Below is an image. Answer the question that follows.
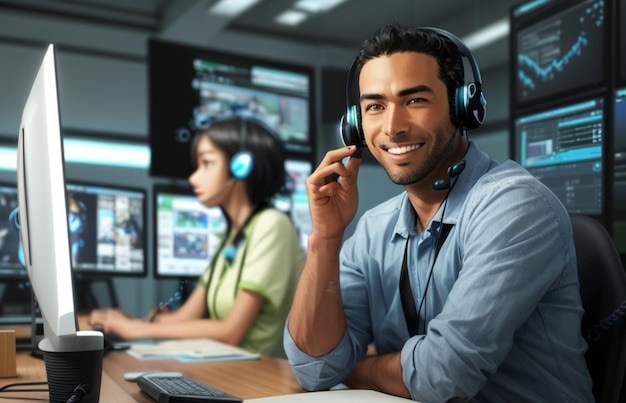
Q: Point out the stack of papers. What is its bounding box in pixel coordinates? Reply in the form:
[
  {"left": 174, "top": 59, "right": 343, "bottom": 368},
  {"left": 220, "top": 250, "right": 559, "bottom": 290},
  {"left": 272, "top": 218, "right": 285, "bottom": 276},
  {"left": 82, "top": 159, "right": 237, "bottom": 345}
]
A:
[{"left": 126, "top": 338, "right": 260, "bottom": 362}]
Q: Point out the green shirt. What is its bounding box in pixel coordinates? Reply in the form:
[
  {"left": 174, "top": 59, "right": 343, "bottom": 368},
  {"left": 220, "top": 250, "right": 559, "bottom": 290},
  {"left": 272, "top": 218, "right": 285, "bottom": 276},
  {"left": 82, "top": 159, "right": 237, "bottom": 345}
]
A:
[{"left": 199, "top": 208, "right": 304, "bottom": 357}]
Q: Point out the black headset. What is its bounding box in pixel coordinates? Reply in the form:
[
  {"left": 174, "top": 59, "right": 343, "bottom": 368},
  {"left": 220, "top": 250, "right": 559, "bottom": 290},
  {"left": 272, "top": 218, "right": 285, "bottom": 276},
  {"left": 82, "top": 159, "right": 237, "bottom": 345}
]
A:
[{"left": 340, "top": 27, "right": 487, "bottom": 147}]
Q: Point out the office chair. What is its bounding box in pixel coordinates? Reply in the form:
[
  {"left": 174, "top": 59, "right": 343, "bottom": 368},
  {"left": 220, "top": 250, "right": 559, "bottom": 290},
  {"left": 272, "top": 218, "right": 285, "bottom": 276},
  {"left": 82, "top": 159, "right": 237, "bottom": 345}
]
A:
[{"left": 570, "top": 213, "right": 626, "bottom": 403}]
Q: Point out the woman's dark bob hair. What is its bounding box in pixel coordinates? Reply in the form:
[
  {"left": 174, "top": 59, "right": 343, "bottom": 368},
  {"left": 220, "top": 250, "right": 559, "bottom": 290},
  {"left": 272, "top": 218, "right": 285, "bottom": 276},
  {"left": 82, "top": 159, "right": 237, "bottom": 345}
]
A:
[{"left": 191, "top": 115, "right": 287, "bottom": 207}]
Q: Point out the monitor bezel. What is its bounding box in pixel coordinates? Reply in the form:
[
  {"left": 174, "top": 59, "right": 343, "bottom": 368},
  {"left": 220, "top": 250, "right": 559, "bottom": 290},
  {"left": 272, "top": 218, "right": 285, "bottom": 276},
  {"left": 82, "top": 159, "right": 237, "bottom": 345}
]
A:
[{"left": 65, "top": 180, "right": 148, "bottom": 278}]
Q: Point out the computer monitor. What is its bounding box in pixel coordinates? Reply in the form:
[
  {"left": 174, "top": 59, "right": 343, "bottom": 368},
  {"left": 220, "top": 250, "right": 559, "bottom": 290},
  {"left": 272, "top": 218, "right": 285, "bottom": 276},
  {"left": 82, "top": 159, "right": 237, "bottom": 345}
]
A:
[
  {"left": 65, "top": 182, "right": 147, "bottom": 277},
  {"left": 273, "top": 158, "right": 312, "bottom": 252},
  {"left": 512, "top": 96, "right": 606, "bottom": 216},
  {"left": 0, "top": 182, "right": 24, "bottom": 279},
  {"left": 510, "top": 0, "right": 608, "bottom": 108},
  {"left": 16, "top": 44, "right": 102, "bottom": 402},
  {"left": 154, "top": 158, "right": 312, "bottom": 279},
  {"left": 153, "top": 184, "right": 226, "bottom": 279},
  {"left": 613, "top": 87, "right": 626, "bottom": 263},
  {"left": 148, "top": 38, "right": 315, "bottom": 179}
]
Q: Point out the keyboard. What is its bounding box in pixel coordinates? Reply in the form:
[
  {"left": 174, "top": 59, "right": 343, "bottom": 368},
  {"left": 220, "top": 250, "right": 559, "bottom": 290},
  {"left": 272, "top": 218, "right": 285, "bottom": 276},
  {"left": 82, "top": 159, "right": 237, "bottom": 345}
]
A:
[{"left": 136, "top": 373, "right": 243, "bottom": 403}]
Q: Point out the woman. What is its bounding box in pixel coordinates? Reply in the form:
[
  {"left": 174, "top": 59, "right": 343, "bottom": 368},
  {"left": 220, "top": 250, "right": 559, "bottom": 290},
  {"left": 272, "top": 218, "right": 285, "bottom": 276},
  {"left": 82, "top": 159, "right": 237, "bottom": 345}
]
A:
[{"left": 89, "top": 115, "right": 305, "bottom": 358}]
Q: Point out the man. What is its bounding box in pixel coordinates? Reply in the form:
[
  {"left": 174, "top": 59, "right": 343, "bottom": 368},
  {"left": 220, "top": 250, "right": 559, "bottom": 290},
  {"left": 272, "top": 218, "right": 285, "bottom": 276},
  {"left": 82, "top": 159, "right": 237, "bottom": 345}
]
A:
[{"left": 284, "top": 24, "right": 593, "bottom": 402}]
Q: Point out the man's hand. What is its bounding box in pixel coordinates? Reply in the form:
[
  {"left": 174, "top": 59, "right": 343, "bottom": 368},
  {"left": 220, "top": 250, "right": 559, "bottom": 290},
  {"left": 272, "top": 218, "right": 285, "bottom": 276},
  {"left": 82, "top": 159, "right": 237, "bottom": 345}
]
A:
[
  {"left": 306, "top": 145, "right": 362, "bottom": 240},
  {"left": 344, "top": 352, "right": 411, "bottom": 399}
]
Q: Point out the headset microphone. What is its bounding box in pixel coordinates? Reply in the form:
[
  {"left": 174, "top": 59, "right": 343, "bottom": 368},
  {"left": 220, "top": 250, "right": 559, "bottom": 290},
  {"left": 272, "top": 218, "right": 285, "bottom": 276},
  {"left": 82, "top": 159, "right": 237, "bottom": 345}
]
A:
[{"left": 432, "top": 160, "right": 466, "bottom": 190}]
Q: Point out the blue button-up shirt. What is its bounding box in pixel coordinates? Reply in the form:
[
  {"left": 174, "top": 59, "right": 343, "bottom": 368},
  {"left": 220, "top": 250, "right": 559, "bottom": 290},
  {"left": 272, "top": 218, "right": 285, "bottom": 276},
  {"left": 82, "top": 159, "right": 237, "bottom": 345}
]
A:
[{"left": 284, "top": 143, "right": 593, "bottom": 402}]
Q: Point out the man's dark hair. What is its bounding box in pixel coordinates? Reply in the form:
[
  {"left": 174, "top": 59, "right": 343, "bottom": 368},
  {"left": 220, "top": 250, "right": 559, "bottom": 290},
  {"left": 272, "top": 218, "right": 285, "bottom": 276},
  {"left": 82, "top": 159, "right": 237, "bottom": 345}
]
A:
[{"left": 357, "top": 24, "right": 465, "bottom": 126}]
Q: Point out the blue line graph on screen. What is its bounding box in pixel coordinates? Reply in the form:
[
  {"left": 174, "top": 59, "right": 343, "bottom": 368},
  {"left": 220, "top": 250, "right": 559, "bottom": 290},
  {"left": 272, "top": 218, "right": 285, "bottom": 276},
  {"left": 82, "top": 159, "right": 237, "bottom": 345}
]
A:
[
  {"left": 518, "top": 32, "right": 589, "bottom": 91},
  {"left": 516, "top": 0, "right": 604, "bottom": 102}
]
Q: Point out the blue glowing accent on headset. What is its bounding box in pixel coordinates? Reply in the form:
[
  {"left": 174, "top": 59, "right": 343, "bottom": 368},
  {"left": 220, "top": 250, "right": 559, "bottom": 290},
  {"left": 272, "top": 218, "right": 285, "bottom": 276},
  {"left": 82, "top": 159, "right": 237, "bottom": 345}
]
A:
[
  {"left": 230, "top": 151, "right": 253, "bottom": 179},
  {"left": 347, "top": 105, "right": 359, "bottom": 128}
]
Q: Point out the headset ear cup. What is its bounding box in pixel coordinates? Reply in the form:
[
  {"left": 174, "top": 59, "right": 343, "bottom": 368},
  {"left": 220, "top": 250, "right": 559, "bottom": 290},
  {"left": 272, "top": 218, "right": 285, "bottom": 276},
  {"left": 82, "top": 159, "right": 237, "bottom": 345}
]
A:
[
  {"left": 230, "top": 151, "right": 253, "bottom": 179},
  {"left": 456, "top": 82, "right": 486, "bottom": 130},
  {"left": 340, "top": 105, "right": 365, "bottom": 146}
]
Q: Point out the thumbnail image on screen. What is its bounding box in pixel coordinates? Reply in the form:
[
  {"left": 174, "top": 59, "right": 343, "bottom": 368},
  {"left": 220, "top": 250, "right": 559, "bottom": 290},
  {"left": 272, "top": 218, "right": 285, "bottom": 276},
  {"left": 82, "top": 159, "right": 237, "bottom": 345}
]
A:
[
  {"left": 0, "top": 183, "right": 24, "bottom": 278},
  {"left": 66, "top": 183, "right": 146, "bottom": 276},
  {"left": 514, "top": 97, "right": 604, "bottom": 214},
  {"left": 513, "top": 0, "right": 606, "bottom": 106},
  {"left": 613, "top": 88, "right": 626, "bottom": 258},
  {"left": 149, "top": 39, "right": 314, "bottom": 179}
]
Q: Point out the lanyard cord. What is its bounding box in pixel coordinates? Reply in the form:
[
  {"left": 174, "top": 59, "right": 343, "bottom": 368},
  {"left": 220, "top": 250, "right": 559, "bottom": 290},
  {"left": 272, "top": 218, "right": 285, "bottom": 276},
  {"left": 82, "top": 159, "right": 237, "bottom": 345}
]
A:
[
  {"left": 204, "top": 204, "right": 267, "bottom": 319},
  {"left": 399, "top": 222, "right": 454, "bottom": 336}
]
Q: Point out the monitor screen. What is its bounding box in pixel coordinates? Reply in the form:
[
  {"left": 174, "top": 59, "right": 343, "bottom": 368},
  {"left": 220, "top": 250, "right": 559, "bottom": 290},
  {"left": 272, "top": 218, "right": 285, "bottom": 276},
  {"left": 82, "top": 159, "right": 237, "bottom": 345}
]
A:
[
  {"left": 148, "top": 38, "right": 315, "bottom": 179},
  {"left": 65, "top": 182, "right": 147, "bottom": 277},
  {"left": 513, "top": 96, "right": 605, "bottom": 215},
  {"left": 154, "top": 158, "right": 312, "bottom": 278},
  {"left": 153, "top": 185, "right": 227, "bottom": 279},
  {"left": 613, "top": 87, "right": 626, "bottom": 260},
  {"left": 511, "top": 0, "right": 607, "bottom": 108},
  {"left": 0, "top": 183, "right": 25, "bottom": 278}
]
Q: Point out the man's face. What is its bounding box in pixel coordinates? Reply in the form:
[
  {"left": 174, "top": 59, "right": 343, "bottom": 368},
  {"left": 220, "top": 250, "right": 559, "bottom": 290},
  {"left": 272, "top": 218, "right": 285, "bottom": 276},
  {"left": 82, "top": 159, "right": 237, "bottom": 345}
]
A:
[{"left": 359, "top": 52, "right": 458, "bottom": 186}]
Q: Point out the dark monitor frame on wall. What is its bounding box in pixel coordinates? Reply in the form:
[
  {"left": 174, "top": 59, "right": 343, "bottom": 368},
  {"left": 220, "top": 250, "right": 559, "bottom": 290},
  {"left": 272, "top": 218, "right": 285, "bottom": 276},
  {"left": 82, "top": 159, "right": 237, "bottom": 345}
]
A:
[
  {"left": 511, "top": 93, "right": 609, "bottom": 223},
  {"left": 148, "top": 38, "right": 315, "bottom": 180},
  {"left": 65, "top": 181, "right": 148, "bottom": 278},
  {"left": 510, "top": 0, "right": 610, "bottom": 110}
]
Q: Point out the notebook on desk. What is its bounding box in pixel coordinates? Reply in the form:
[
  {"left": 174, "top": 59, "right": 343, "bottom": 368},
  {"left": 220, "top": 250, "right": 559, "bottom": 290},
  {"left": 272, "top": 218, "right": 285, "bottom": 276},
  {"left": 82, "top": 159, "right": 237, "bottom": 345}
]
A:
[
  {"left": 244, "top": 390, "right": 414, "bottom": 402},
  {"left": 126, "top": 338, "right": 260, "bottom": 362}
]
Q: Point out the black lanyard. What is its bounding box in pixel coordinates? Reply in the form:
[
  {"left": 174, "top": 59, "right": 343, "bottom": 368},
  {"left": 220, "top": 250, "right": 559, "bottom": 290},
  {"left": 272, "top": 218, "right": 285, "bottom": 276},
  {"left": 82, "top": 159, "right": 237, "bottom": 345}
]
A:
[{"left": 400, "top": 223, "right": 453, "bottom": 336}]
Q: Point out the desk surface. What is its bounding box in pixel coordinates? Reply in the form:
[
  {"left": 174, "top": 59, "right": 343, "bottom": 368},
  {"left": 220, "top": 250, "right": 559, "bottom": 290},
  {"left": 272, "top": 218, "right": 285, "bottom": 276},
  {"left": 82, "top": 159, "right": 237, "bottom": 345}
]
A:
[
  {"left": 0, "top": 350, "right": 304, "bottom": 402},
  {"left": 0, "top": 316, "right": 304, "bottom": 402}
]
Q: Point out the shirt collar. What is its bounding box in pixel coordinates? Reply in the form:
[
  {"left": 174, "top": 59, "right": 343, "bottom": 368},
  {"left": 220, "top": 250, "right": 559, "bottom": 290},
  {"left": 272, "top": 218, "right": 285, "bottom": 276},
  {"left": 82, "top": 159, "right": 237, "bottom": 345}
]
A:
[{"left": 393, "top": 141, "right": 496, "bottom": 240}]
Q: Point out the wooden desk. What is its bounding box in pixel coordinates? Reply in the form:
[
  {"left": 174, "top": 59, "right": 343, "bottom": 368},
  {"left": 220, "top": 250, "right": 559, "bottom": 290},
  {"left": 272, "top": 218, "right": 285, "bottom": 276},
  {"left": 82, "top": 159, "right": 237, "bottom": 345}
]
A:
[{"left": 0, "top": 349, "right": 304, "bottom": 402}]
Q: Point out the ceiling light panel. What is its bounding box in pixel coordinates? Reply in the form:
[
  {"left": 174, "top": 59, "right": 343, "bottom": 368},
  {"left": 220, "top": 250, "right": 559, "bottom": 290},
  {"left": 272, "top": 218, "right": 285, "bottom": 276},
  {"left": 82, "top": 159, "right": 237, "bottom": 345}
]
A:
[
  {"left": 208, "top": 0, "right": 262, "bottom": 17},
  {"left": 275, "top": 10, "right": 308, "bottom": 26},
  {"left": 294, "top": 0, "right": 348, "bottom": 13}
]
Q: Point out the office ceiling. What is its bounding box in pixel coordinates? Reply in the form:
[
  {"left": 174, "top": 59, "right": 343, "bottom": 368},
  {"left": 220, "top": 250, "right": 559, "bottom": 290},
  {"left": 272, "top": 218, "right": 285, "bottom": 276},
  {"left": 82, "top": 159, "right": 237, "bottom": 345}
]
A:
[{"left": 0, "top": 0, "right": 522, "bottom": 68}]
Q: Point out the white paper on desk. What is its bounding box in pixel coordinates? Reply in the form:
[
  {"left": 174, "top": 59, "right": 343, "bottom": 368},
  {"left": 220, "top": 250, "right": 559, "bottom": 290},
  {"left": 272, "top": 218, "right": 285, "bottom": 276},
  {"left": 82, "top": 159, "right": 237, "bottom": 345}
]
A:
[
  {"left": 126, "top": 338, "right": 260, "bottom": 362},
  {"left": 244, "top": 390, "right": 414, "bottom": 402}
]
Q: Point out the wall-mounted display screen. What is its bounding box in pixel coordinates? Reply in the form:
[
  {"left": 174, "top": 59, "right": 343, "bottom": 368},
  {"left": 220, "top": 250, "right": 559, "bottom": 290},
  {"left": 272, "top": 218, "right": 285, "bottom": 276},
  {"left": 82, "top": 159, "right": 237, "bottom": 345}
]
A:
[
  {"left": 513, "top": 96, "right": 605, "bottom": 215},
  {"left": 148, "top": 38, "right": 315, "bottom": 179},
  {"left": 65, "top": 182, "right": 147, "bottom": 276},
  {"left": 511, "top": 0, "right": 607, "bottom": 108}
]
